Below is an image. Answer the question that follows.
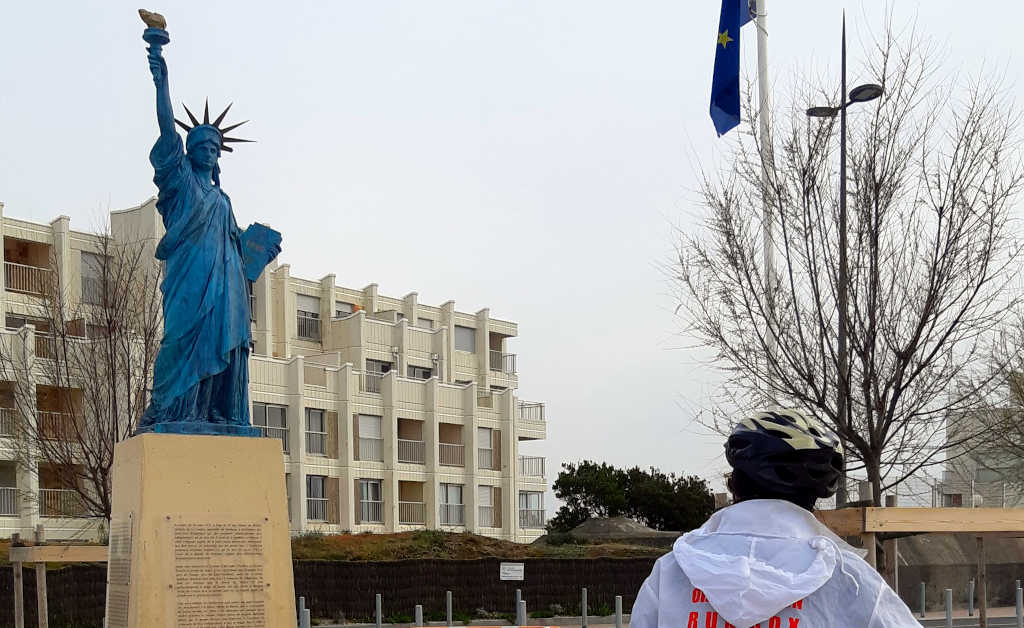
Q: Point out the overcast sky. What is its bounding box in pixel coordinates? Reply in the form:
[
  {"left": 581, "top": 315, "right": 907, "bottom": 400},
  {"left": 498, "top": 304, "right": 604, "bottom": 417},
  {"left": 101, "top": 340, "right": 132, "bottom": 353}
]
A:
[{"left": 2, "top": 1, "right": 1022, "bottom": 499}]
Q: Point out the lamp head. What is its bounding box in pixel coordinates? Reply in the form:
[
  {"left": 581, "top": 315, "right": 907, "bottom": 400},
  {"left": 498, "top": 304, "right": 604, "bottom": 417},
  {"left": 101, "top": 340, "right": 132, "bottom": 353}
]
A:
[{"left": 848, "top": 83, "right": 884, "bottom": 103}]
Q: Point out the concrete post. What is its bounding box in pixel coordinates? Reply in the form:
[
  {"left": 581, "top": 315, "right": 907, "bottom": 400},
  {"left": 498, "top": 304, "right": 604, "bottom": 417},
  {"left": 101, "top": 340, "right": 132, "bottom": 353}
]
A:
[
  {"left": 1016, "top": 586, "right": 1022, "bottom": 628},
  {"left": 300, "top": 608, "right": 311, "bottom": 628},
  {"left": 375, "top": 593, "right": 382, "bottom": 628},
  {"left": 615, "top": 596, "right": 623, "bottom": 628},
  {"left": 969, "top": 579, "right": 975, "bottom": 616},
  {"left": 415, "top": 604, "right": 423, "bottom": 626},
  {"left": 515, "top": 589, "right": 521, "bottom": 617},
  {"left": 447, "top": 590, "right": 452, "bottom": 625},
  {"left": 582, "top": 587, "right": 588, "bottom": 628},
  {"left": 945, "top": 589, "right": 952, "bottom": 628},
  {"left": 518, "top": 600, "right": 527, "bottom": 627},
  {"left": 920, "top": 582, "right": 926, "bottom": 618}
]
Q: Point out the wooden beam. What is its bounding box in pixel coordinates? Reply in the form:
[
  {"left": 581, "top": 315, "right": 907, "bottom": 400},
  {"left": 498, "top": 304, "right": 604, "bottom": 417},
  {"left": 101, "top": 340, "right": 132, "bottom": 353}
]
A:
[
  {"left": 863, "top": 532, "right": 877, "bottom": 568},
  {"left": 865, "top": 507, "right": 1024, "bottom": 534},
  {"left": 35, "top": 563, "right": 47, "bottom": 628},
  {"left": 978, "top": 536, "right": 988, "bottom": 628},
  {"left": 815, "top": 507, "right": 865, "bottom": 536},
  {"left": 7, "top": 545, "right": 108, "bottom": 564},
  {"left": 13, "top": 562, "right": 23, "bottom": 628}
]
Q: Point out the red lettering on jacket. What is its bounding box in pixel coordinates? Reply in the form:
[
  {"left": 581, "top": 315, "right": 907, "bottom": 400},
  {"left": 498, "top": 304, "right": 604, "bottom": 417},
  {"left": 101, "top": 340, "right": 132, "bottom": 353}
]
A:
[
  {"left": 788, "top": 618, "right": 800, "bottom": 628},
  {"left": 687, "top": 611, "right": 699, "bottom": 628},
  {"left": 724, "top": 623, "right": 736, "bottom": 628},
  {"left": 791, "top": 599, "right": 803, "bottom": 609},
  {"left": 692, "top": 589, "right": 708, "bottom": 603},
  {"left": 705, "top": 611, "right": 718, "bottom": 628},
  {"left": 768, "top": 618, "right": 781, "bottom": 628}
]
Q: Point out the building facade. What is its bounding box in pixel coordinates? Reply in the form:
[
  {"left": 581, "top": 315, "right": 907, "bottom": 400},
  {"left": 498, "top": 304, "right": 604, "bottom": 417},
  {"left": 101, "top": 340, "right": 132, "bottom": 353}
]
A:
[{"left": 0, "top": 199, "right": 548, "bottom": 542}]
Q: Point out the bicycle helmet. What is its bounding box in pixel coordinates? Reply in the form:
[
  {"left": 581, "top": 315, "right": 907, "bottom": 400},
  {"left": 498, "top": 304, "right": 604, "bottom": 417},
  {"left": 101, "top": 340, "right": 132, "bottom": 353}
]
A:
[{"left": 725, "top": 409, "right": 844, "bottom": 499}]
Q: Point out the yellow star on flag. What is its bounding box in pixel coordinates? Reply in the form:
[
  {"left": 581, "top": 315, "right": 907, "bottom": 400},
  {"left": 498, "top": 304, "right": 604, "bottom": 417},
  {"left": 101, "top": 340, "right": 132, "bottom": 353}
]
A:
[{"left": 717, "top": 29, "right": 733, "bottom": 49}]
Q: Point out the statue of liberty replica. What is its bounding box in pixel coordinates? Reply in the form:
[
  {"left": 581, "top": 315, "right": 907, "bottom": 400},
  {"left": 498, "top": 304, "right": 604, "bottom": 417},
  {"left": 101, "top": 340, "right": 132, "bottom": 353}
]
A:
[{"left": 135, "top": 9, "right": 281, "bottom": 436}]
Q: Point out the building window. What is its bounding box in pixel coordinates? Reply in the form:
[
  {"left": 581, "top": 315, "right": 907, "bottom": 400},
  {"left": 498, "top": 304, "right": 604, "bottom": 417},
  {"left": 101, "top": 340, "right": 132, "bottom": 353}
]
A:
[
  {"left": 248, "top": 280, "right": 256, "bottom": 323},
  {"left": 519, "top": 491, "right": 544, "bottom": 528},
  {"left": 306, "top": 475, "right": 327, "bottom": 521},
  {"left": 454, "top": 325, "right": 475, "bottom": 352},
  {"left": 335, "top": 301, "right": 354, "bottom": 318},
  {"left": 296, "top": 294, "right": 321, "bottom": 341},
  {"left": 477, "top": 427, "right": 494, "bottom": 470},
  {"left": 253, "top": 402, "right": 288, "bottom": 453},
  {"left": 80, "top": 252, "right": 104, "bottom": 305},
  {"left": 357, "top": 414, "right": 383, "bottom": 461},
  {"left": 455, "top": 379, "right": 473, "bottom": 387},
  {"left": 305, "top": 408, "right": 327, "bottom": 456},
  {"left": 440, "top": 483, "right": 464, "bottom": 526},
  {"left": 407, "top": 365, "right": 432, "bottom": 380},
  {"left": 417, "top": 317, "right": 434, "bottom": 330},
  {"left": 478, "top": 485, "right": 496, "bottom": 528},
  {"left": 359, "top": 479, "right": 383, "bottom": 523},
  {"left": 943, "top": 493, "right": 964, "bottom": 508}
]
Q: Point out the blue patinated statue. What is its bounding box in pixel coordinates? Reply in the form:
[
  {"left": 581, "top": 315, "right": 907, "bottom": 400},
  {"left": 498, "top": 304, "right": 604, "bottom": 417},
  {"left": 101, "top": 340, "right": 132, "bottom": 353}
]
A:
[{"left": 135, "top": 12, "right": 281, "bottom": 437}]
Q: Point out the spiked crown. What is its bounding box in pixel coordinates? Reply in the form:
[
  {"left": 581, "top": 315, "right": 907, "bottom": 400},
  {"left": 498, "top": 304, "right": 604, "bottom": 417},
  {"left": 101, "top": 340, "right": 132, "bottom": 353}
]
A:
[{"left": 174, "top": 100, "right": 252, "bottom": 153}]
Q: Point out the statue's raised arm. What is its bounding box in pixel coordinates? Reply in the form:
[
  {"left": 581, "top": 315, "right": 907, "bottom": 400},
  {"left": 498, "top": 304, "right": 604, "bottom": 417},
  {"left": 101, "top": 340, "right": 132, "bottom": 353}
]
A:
[{"left": 140, "top": 9, "right": 175, "bottom": 140}]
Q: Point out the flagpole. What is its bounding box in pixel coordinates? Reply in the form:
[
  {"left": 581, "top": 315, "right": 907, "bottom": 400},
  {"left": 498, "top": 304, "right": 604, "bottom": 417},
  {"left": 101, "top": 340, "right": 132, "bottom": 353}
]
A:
[{"left": 754, "top": 0, "right": 776, "bottom": 402}]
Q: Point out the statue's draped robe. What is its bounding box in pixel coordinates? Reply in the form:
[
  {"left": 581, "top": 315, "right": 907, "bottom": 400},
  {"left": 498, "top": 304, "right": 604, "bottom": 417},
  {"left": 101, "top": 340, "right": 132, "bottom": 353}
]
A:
[{"left": 138, "top": 133, "right": 252, "bottom": 428}]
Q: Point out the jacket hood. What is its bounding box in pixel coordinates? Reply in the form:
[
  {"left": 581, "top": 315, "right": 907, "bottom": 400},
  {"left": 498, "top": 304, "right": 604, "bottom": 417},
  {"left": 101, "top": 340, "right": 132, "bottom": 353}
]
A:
[{"left": 672, "top": 499, "right": 857, "bottom": 628}]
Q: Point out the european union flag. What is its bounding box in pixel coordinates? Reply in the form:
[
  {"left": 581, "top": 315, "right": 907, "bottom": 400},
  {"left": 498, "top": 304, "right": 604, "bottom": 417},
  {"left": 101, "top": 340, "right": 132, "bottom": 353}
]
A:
[{"left": 710, "top": 0, "right": 752, "bottom": 136}]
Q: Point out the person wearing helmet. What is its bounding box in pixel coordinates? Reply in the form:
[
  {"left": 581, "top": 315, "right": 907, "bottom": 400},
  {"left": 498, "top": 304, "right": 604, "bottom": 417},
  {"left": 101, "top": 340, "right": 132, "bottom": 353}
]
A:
[{"left": 630, "top": 409, "right": 919, "bottom": 628}]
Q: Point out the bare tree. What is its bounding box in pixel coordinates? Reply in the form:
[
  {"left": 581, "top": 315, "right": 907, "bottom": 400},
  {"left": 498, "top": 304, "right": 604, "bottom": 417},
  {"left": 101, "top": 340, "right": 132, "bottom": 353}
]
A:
[
  {"left": 675, "top": 25, "right": 1024, "bottom": 506},
  {"left": 0, "top": 229, "right": 162, "bottom": 522}
]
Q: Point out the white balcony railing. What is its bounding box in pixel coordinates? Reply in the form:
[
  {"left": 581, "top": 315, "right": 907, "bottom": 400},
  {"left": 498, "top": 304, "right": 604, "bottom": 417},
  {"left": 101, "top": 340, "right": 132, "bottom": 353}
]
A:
[
  {"left": 489, "top": 350, "right": 517, "bottom": 374},
  {"left": 478, "top": 505, "right": 497, "bottom": 528},
  {"left": 360, "top": 371, "right": 384, "bottom": 394},
  {"left": 518, "top": 456, "right": 545, "bottom": 478},
  {"left": 307, "top": 497, "right": 328, "bottom": 521},
  {"left": 397, "top": 439, "right": 425, "bottom": 464},
  {"left": 358, "top": 437, "right": 383, "bottom": 462},
  {"left": 440, "top": 503, "right": 465, "bottom": 526},
  {"left": 258, "top": 425, "right": 289, "bottom": 454},
  {"left": 519, "top": 508, "right": 545, "bottom": 529},
  {"left": 39, "top": 489, "right": 85, "bottom": 518},
  {"left": 81, "top": 276, "right": 103, "bottom": 305},
  {"left": 5, "top": 262, "right": 51, "bottom": 296},
  {"left": 35, "top": 335, "right": 55, "bottom": 360},
  {"left": 439, "top": 443, "right": 465, "bottom": 467},
  {"left": 360, "top": 500, "right": 384, "bottom": 523},
  {"left": 478, "top": 448, "right": 495, "bottom": 470},
  {"left": 399, "top": 501, "right": 425, "bottom": 524},
  {"left": 38, "top": 411, "right": 74, "bottom": 439},
  {"left": 516, "top": 401, "right": 545, "bottom": 422},
  {"left": 306, "top": 430, "right": 327, "bottom": 456},
  {"left": 0, "top": 408, "right": 16, "bottom": 436},
  {"left": 0, "top": 487, "right": 17, "bottom": 516},
  {"left": 296, "top": 314, "right": 321, "bottom": 341}
]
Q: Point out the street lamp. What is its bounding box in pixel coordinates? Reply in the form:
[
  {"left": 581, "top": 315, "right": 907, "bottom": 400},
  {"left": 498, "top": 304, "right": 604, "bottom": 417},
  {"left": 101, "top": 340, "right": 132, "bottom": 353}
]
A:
[{"left": 805, "top": 13, "right": 883, "bottom": 508}]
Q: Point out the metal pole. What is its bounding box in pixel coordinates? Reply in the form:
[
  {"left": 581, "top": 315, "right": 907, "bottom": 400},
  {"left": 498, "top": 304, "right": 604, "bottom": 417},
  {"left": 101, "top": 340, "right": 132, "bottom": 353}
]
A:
[
  {"left": 299, "top": 596, "right": 306, "bottom": 618},
  {"left": 447, "top": 590, "right": 452, "bottom": 625},
  {"left": 300, "top": 608, "right": 311, "bottom": 628},
  {"left": 920, "top": 582, "right": 926, "bottom": 618},
  {"left": 582, "top": 587, "right": 588, "bottom": 628},
  {"left": 754, "top": 0, "right": 777, "bottom": 406},
  {"left": 969, "top": 579, "right": 975, "bottom": 616},
  {"left": 945, "top": 589, "right": 952, "bottom": 628},
  {"left": 615, "top": 596, "right": 623, "bottom": 628},
  {"left": 375, "top": 594, "right": 382, "bottom": 628},
  {"left": 1016, "top": 586, "right": 1022, "bottom": 628},
  {"left": 415, "top": 604, "right": 423, "bottom": 626},
  {"left": 837, "top": 10, "right": 851, "bottom": 508},
  {"left": 515, "top": 589, "right": 522, "bottom": 619},
  {"left": 518, "top": 600, "right": 527, "bottom": 626}
]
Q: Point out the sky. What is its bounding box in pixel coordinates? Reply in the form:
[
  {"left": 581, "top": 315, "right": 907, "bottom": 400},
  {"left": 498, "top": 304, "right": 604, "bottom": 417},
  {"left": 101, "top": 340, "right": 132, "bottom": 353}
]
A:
[{"left": 2, "top": 1, "right": 1023, "bottom": 504}]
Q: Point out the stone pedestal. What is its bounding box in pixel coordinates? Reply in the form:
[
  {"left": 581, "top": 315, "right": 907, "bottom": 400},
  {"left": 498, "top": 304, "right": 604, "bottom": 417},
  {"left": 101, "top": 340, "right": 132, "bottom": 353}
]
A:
[{"left": 104, "top": 433, "right": 295, "bottom": 627}]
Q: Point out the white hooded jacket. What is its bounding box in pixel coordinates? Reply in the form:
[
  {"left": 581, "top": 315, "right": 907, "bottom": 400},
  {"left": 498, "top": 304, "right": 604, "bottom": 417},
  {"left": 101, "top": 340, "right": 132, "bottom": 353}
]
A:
[{"left": 630, "top": 500, "right": 919, "bottom": 628}]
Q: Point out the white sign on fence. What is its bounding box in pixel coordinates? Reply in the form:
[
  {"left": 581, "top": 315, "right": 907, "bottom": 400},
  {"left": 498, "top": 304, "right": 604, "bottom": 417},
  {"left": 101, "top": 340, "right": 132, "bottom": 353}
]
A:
[{"left": 500, "top": 562, "right": 525, "bottom": 581}]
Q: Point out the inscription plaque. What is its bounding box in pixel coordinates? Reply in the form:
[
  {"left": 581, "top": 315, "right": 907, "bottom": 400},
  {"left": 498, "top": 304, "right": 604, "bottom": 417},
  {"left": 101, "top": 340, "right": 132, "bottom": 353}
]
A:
[
  {"left": 104, "top": 512, "right": 133, "bottom": 628},
  {"left": 165, "top": 517, "right": 269, "bottom": 628}
]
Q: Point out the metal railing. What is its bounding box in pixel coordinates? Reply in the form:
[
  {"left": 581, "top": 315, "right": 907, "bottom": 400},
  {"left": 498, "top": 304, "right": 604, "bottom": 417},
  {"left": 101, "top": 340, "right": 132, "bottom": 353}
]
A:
[
  {"left": 0, "top": 487, "right": 16, "bottom": 516},
  {"left": 5, "top": 262, "right": 51, "bottom": 296},
  {"left": 516, "top": 401, "right": 546, "bottom": 422},
  {"left": 399, "top": 501, "right": 425, "bottom": 524},
  {"left": 35, "top": 335, "right": 55, "bottom": 360},
  {"left": 518, "top": 456, "right": 545, "bottom": 477},
  {"left": 519, "top": 508, "right": 545, "bottom": 529},
  {"left": 440, "top": 503, "right": 465, "bottom": 526},
  {"left": 296, "top": 313, "right": 321, "bottom": 341},
  {"left": 258, "top": 425, "right": 289, "bottom": 454},
  {"left": 81, "top": 276, "right": 103, "bottom": 305},
  {"left": 397, "top": 439, "right": 425, "bottom": 464},
  {"left": 0, "top": 408, "right": 16, "bottom": 436},
  {"left": 439, "top": 443, "right": 465, "bottom": 467},
  {"left": 38, "top": 411, "right": 74, "bottom": 439},
  {"left": 360, "top": 500, "right": 384, "bottom": 523},
  {"left": 478, "top": 448, "right": 495, "bottom": 470},
  {"left": 489, "top": 350, "right": 517, "bottom": 374},
  {"left": 360, "top": 371, "right": 384, "bottom": 394},
  {"left": 478, "top": 505, "right": 497, "bottom": 528},
  {"left": 358, "top": 437, "right": 383, "bottom": 462},
  {"left": 39, "top": 489, "right": 85, "bottom": 518},
  {"left": 307, "top": 497, "right": 328, "bottom": 521},
  {"left": 306, "top": 430, "right": 327, "bottom": 456}
]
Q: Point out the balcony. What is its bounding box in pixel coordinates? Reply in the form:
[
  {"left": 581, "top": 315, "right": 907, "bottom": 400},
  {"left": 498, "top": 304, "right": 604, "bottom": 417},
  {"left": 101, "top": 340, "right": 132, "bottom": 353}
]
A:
[
  {"left": 489, "top": 350, "right": 517, "bottom": 375},
  {"left": 440, "top": 503, "right": 465, "bottom": 526},
  {"left": 38, "top": 411, "right": 75, "bottom": 440},
  {"left": 478, "top": 448, "right": 496, "bottom": 471},
  {"left": 359, "top": 371, "right": 383, "bottom": 394},
  {"left": 398, "top": 439, "right": 425, "bottom": 464},
  {"left": 257, "top": 425, "right": 289, "bottom": 454},
  {"left": 360, "top": 499, "right": 384, "bottom": 523},
  {"left": 0, "top": 408, "right": 16, "bottom": 436},
  {"left": 439, "top": 443, "right": 465, "bottom": 467},
  {"left": 296, "top": 313, "right": 321, "bottom": 341},
  {"left": 478, "top": 505, "right": 498, "bottom": 528},
  {"left": 4, "top": 262, "right": 51, "bottom": 297},
  {"left": 306, "top": 430, "right": 327, "bottom": 456},
  {"left": 35, "top": 335, "right": 55, "bottom": 360},
  {"left": 0, "top": 487, "right": 16, "bottom": 516},
  {"left": 81, "top": 276, "right": 103, "bottom": 306},
  {"left": 39, "top": 489, "right": 85, "bottom": 518},
  {"left": 399, "top": 501, "right": 425, "bottom": 525},
  {"left": 358, "top": 437, "right": 383, "bottom": 462},
  {"left": 519, "top": 508, "right": 545, "bottom": 529},
  {"left": 518, "top": 456, "right": 545, "bottom": 478},
  {"left": 307, "top": 497, "right": 328, "bottom": 521},
  {"left": 516, "top": 401, "right": 545, "bottom": 422}
]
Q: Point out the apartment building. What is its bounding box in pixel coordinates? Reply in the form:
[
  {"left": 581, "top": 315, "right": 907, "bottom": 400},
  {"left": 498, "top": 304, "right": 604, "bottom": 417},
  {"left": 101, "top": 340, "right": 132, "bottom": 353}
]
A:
[{"left": 0, "top": 199, "right": 548, "bottom": 542}]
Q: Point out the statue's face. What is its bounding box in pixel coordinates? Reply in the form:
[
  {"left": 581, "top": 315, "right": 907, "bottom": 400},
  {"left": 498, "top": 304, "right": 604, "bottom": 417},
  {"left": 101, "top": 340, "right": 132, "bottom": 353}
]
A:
[{"left": 188, "top": 140, "right": 220, "bottom": 172}]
